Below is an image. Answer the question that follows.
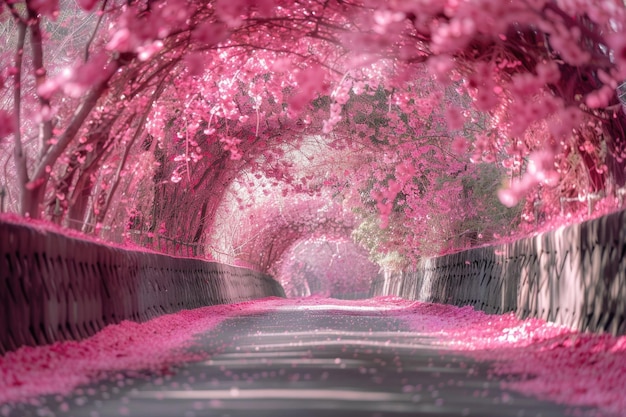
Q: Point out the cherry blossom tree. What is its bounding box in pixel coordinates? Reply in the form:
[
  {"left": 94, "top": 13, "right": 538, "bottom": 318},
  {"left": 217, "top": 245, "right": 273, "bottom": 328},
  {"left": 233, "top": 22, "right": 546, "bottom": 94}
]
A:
[{"left": 2, "top": 0, "right": 626, "bottom": 268}]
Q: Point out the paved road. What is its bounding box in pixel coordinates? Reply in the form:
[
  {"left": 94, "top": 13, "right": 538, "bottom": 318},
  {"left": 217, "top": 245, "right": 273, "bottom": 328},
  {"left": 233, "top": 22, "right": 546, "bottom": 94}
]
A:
[{"left": 6, "top": 302, "right": 593, "bottom": 417}]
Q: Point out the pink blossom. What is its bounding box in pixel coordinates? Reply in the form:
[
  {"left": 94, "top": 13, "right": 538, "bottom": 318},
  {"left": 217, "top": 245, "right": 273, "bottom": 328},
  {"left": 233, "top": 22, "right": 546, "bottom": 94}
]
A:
[
  {"left": 496, "top": 150, "right": 560, "bottom": 199},
  {"left": 427, "top": 55, "right": 456, "bottom": 84},
  {"left": 415, "top": 98, "right": 434, "bottom": 117},
  {"left": 154, "top": 0, "right": 190, "bottom": 35},
  {"left": 580, "top": 140, "right": 595, "bottom": 154},
  {"left": 106, "top": 28, "right": 132, "bottom": 52},
  {"left": 395, "top": 161, "right": 415, "bottom": 182},
  {"left": 453, "top": 0, "right": 512, "bottom": 35},
  {"left": 607, "top": 33, "right": 626, "bottom": 75},
  {"left": 214, "top": 0, "right": 247, "bottom": 27},
  {"left": 37, "top": 78, "right": 60, "bottom": 99},
  {"left": 585, "top": 85, "right": 614, "bottom": 109},
  {"left": 431, "top": 17, "right": 476, "bottom": 54},
  {"left": 137, "top": 40, "right": 164, "bottom": 61},
  {"left": 385, "top": 179, "right": 402, "bottom": 198},
  {"left": 170, "top": 172, "right": 183, "bottom": 183},
  {"left": 451, "top": 136, "right": 468, "bottom": 155},
  {"left": 524, "top": 0, "right": 547, "bottom": 10},
  {"left": 0, "top": 110, "right": 15, "bottom": 139},
  {"left": 596, "top": 69, "right": 617, "bottom": 88},
  {"left": 473, "top": 86, "right": 499, "bottom": 111},
  {"left": 497, "top": 188, "right": 519, "bottom": 207},
  {"left": 585, "top": 0, "right": 622, "bottom": 25},
  {"left": 372, "top": 9, "right": 405, "bottom": 34},
  {"left": 547, "top": 24, "right": 591, "bottom": 66},
  {"left": 288, "top": 65, "right": 327, "bottom": 114},
  {"left": 54, "top": 53, "right": 111, "bottom": 98},
  {"left": 548, "top": 106, "right": 583, "bottom": 139},
  {"left": 35, "top": 105, "right": 54, "bottom": 123},
  {"left": 29, "top": 0, "right": 59, "bottom": 18},
  {"left": 184, "top": 53, "right": 206, "bottom": 76},
  {"left": 501, "top": 158, "right": 515, "bottom": 169},
  {"left": 510, "top": 73, "right": 542, "bottom": 97},
  {"left": 219, "top": 136, "right": 243, "bottom": 160},
  {"left": 193, "top": 22, "right": 230, "bottom": 46},
  {"left": 527, "top": 150, "right": 554, "bottom": 177},
  {"left": 106, "top": 8, "right": 164, "bottom": 53},
  {"left": 76, "top": 0, "right": 99, "bottom": 11},
  {"left": 535, "top": 61, "right": 560, "bottom": 84},
  {"left": 445, "top": 106, "right": 464, "bottom": 130},
  {"left": 253, "top": 0, "right": 275, "bottom": 17}
]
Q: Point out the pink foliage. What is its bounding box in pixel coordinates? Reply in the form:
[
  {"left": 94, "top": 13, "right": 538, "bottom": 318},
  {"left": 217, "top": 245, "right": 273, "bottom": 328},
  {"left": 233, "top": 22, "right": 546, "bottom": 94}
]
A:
[
  {"left": 106, "top": 3, "right": 188, "bottom": 54},
  {"left": 3, "top": 0, "right": 626, "bottom": 265},
  {"left": 214, "top": 0, "right": 250, "bottom": 27},
  {"left": 445, "top": 106, "right": 464, "bottom": 131},
  {"left": 289, "top": 65, "right": 328, "bottom": 114},
  {"left": 39, "top": 52, "right": 112, "bottom": 99},
  {"left": 499, "top": 150, "right": 559, "bottom": 208},
  {"left": 193, "top": 21, "right": 230, "bottom": 45},
  {"left": 76, "top": 0, "right": 98, "bottom": 11},
  {"left": 451, "top": 136, "right": 468, "bottom": 155},
  {"left": 0, "top": 110, "right": 14, "bottom": 139},
  {"left": 219, "top": 135, "right": 243, "bottom": 160},
  {"left": 28, "top": 0, "right": 59, "bottom": 18}
]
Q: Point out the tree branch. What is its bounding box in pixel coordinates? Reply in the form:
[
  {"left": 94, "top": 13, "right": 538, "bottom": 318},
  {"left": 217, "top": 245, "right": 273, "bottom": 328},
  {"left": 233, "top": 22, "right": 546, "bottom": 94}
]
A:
[
  {"left": 12, "top": 19, "right": 29, "bottom": 189},
  {"left": 31, "top": 57, "right": 125, "bottom": 184},
  {"left": 97, "top": 78, "right": 168, "bottom": 223},
  {"left": 26, "top": 9, "right": 54, "bottom": 158}
]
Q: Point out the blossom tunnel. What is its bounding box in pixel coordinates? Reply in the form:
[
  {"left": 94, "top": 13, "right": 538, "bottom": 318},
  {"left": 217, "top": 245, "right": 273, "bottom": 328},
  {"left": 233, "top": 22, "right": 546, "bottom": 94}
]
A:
[
  {"left": 216, "top": 196, "right": 378, "bottom": 297},
  {"left": 2, "top": 0, "right": 626, "bottom": 416},
  {"left": 276, "top": 237, "right": 378, "bottom": 298}
]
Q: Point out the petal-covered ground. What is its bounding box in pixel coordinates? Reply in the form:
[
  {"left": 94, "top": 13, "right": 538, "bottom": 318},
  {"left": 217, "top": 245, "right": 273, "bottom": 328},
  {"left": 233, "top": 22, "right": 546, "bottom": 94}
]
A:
[
  {"left": 0, "top": 300, "right": 263, "bottom": 405},
  {"left": 388, "top": 299, "right": 626, "bottom": 417},
  {"left": 1, "top": 297, "right": 625, "bottom": 416}
]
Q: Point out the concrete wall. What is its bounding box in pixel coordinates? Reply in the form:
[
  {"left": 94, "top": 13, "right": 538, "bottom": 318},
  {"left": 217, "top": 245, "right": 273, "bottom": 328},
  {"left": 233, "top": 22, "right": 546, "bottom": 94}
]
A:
[
  {"left": 370, "top": 209, "right": 626, "bottom": 335},
  {"left": 0, "top": 219, "right": 285, "bottom": 354}
]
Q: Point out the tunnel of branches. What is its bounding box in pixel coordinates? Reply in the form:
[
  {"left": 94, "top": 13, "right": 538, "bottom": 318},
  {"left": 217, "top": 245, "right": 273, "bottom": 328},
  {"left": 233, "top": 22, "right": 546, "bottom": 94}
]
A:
[{"left": 2, "top": 0, "right": 626, "bottom": 292}]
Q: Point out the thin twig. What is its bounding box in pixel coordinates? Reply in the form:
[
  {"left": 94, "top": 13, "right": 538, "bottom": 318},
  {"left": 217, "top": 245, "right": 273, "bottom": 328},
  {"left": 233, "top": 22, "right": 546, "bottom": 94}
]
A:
[{"left": 85, "top": 0, "right": 109, "bottom": 62}]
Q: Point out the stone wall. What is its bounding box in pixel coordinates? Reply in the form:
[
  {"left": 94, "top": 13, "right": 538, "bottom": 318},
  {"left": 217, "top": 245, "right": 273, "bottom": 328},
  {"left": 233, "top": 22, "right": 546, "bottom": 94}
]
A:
[
  {"left": 0, "top": 219, "right": 285, "bottom": 354},
  {"left": 370, "top": 209, "right": 626, "bottom": 335}
]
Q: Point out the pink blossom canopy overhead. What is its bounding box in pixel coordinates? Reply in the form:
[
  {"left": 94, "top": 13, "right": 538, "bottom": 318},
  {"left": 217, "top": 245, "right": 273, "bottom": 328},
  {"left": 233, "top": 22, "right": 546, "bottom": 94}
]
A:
[{"left": 1, "top": 0, "right": 626, "bottom": 270}]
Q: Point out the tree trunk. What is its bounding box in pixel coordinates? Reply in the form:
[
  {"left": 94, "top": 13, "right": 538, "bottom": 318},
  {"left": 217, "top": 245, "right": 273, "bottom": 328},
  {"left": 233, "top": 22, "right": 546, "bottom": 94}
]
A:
[
  {"left": 21, "top": 181, "right": 46, "bottom": 219},
  {"left": 603, "top": 114, "right": 626, "bottom": 187}
]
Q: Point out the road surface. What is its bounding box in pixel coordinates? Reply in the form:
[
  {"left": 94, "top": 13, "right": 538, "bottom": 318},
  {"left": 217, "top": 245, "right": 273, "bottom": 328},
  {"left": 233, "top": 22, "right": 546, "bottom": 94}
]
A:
[{"left": 3, "top": 299, "right": 599, "bottom": 417}]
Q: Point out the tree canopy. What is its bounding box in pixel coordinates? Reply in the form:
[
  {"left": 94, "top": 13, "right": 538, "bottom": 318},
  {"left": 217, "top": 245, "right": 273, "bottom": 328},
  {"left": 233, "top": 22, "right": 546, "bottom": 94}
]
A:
[{"left": 1, "top": 0, "right": 626, "bottom": 273}]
